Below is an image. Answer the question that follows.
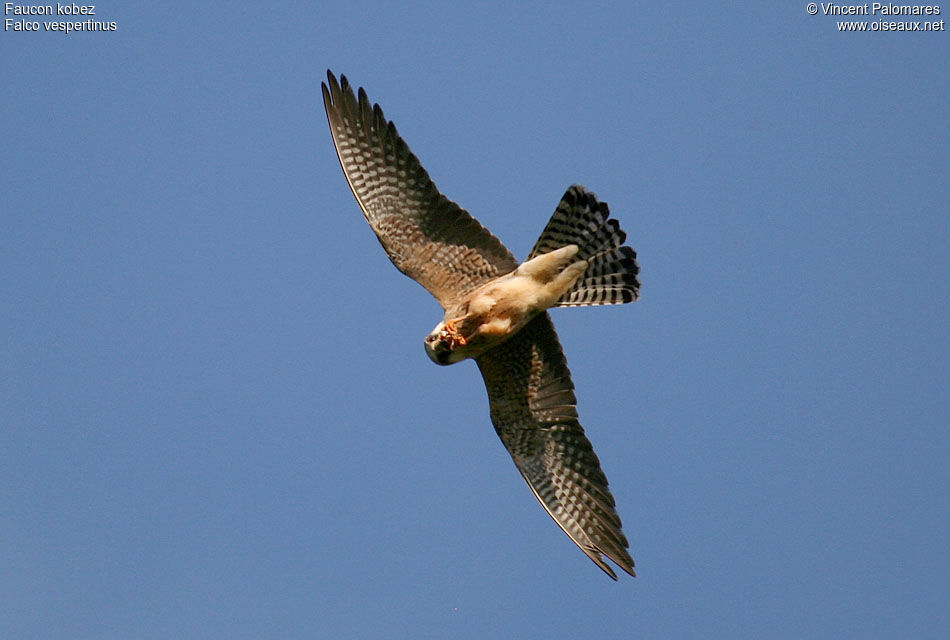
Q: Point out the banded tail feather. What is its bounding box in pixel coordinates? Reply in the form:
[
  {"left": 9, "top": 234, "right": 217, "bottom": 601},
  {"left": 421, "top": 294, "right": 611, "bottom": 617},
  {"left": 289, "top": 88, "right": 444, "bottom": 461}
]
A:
[{"left": 529, "top": 185, "right": 641, "bottom": 307}]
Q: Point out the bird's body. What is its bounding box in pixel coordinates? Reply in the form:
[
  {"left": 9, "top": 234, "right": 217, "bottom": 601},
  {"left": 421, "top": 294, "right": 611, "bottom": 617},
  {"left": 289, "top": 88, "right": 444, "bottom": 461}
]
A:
[
  {"left": 322, "top": 71, "right": 641, "bottom": 579},
  {"left": 426, "top": 244, "right": 587, "bottom": 364}
]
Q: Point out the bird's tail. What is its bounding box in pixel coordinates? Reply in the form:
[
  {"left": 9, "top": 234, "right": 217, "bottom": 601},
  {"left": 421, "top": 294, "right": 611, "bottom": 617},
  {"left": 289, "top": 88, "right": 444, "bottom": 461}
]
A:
[{"left": 528, "top": 185, "right": 640, "bottom": 307}]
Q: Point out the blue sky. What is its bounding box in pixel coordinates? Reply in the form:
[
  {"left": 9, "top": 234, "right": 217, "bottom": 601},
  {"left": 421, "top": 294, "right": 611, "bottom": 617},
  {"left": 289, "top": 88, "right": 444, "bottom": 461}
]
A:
[{"left": 2, "top": 2, "right": 947, "bottom": 638}]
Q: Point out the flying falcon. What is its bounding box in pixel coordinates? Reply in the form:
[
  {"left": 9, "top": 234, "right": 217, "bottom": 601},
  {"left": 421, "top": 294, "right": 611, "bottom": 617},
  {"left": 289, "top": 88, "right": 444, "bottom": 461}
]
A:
[{"left": 322, "top": 71, "right": 641, "bottom": 579}]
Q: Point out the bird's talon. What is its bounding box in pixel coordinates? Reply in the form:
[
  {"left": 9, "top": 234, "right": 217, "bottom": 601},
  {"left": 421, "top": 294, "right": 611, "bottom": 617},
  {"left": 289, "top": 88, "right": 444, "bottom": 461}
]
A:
[{"left": 440, "top": 318, "right": 468, "bottom": 348}]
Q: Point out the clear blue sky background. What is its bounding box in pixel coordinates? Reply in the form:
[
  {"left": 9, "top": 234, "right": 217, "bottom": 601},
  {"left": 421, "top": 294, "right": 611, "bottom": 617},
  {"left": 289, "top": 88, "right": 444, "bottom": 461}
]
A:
[{"left": 2, "top": 2, "right": 947, "bottom": 638}]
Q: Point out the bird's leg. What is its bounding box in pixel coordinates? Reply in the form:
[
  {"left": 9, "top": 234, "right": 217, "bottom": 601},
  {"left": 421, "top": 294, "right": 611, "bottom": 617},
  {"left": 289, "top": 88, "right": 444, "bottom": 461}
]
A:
[{"left": 477, "top": 315, "right": 512, "bottom": 336}]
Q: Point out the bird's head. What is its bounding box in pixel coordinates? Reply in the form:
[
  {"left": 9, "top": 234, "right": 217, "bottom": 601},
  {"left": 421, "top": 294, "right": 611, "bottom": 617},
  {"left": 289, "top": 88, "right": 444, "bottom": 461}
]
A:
[{"left": 424, "top": 321, "right": 467, "bottom": 366}]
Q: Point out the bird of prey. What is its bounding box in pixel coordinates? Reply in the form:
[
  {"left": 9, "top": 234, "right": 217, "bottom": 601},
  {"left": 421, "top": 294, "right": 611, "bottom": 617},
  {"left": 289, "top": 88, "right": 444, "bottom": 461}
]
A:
[{"left": 322, "top": 71, "right": 641, "bottom": 580}]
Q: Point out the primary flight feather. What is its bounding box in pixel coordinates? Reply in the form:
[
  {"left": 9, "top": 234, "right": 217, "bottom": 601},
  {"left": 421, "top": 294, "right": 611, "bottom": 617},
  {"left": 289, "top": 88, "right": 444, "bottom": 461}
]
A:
[{"left": 322, "top": 70, "right": 640, "bottom": 579}]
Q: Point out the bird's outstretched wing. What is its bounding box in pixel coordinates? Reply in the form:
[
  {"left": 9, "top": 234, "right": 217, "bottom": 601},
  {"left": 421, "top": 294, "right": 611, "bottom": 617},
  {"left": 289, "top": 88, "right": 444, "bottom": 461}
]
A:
[
  {"left": 476, "top": 313, "right": 635, "bottom": 579},
  {"left": 322, "top": 70, "right": 518, "bottom": 309}
]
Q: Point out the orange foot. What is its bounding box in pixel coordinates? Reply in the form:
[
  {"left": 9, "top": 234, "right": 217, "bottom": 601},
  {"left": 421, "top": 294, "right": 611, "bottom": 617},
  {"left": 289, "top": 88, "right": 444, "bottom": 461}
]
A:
[{"left": 442, "top": 319, "right": 468, "bottom": 347}]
